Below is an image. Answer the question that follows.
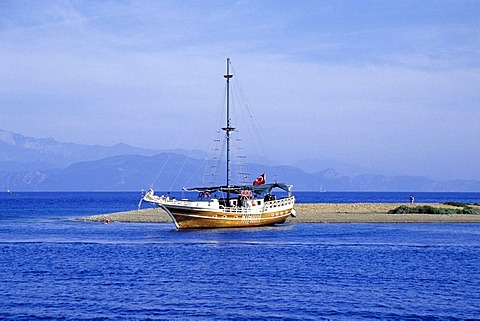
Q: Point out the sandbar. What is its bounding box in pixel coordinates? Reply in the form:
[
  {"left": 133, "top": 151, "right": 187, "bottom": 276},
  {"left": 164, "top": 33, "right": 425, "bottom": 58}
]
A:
[{"left": 78, "top": 203, "right": 480, "bottom": 224}]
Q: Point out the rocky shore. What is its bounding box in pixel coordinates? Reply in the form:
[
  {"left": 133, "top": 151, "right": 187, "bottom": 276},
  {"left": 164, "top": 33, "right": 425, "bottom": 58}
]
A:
[{"left": 78, "top": 203, "right": 480, "bottom": 224}]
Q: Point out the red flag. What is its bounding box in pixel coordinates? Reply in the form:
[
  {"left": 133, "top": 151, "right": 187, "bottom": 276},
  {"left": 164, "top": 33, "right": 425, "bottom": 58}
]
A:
[{"left": 253, "top": 173, "right": 266, "bottom": 186}]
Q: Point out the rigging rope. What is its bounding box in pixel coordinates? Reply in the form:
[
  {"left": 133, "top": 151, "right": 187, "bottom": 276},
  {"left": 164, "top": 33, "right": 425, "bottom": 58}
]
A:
[
  {"left": 230, "top": 64, "right": 279, "bottom": 179},
  {"left": 149, "top": 134, "right": 184, "bottom": 190},
  {"left": 167, "top": 121, "right": 206, "bottom": 192},
  {"left": 170, "top": 81, "right": 228, "bottom": 190},
  {"left": 149, "top": 61, "right": 284, "bottom": 194}
]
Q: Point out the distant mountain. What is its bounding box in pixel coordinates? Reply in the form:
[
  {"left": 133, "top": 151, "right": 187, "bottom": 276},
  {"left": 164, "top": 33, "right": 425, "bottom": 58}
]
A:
[
  {"left": 2, "top": 154, "right": 480, "bottom": 192},
  {"left": 1, "top": 128, "right": 479, "bottom": 192},
  {"left": 292, "top": 158, "right": 385, "bottom": 176},
  {"left": 0, "top": 128, "right": 160, "bottom": 170},
  {"left": 0, "top": 128, "right": 207, "bottom": 172},
  {"left": 0, "top": 153, "right": 204, "bottom": 191}
]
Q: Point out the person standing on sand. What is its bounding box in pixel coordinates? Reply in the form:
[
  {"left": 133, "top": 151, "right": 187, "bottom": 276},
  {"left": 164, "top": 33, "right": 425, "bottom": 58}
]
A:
[{"left": 410, "top": 195, "right": 415, "bottom": 204}]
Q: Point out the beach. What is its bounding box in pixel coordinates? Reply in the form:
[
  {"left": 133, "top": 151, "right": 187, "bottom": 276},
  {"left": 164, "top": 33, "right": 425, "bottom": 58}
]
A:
[{"left": 79, "top": 203, "right": 480, "bottom": 223}]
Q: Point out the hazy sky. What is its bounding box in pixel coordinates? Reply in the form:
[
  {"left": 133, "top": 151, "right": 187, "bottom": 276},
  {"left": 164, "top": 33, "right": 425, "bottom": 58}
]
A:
[{"left": 1, "top": 1, "right": 479, "bottom": 181}]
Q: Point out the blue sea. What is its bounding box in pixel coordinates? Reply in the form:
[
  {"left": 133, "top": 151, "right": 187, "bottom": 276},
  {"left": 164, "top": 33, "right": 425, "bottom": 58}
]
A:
[{"left": 1, "top": 192, "right": 479, "bottom": 320}]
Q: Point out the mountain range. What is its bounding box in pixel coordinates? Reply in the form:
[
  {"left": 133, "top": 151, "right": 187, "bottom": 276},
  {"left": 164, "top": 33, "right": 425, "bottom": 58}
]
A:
[{"left": 1, "top": 129, "right": 479, "bottom": 192}]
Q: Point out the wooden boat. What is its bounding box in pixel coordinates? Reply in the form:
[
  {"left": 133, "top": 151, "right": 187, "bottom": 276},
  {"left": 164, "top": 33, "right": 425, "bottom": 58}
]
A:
[{"left": 141, "top": 59, "right": 296, "bottom": 229}]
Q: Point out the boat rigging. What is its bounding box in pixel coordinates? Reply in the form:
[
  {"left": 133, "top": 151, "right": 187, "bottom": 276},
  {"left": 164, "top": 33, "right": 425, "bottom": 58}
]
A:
[{"left": 140, "top": 58, "right": 296, "bottom": 229}]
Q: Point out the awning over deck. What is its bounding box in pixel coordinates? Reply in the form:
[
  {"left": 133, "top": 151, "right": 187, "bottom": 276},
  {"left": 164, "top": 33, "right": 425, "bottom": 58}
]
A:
[{"left": 183, "top": 183, "right": 292, "bottom": 195}]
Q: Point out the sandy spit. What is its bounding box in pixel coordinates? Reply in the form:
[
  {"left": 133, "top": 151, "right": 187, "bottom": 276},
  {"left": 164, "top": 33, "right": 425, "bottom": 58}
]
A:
[{"left": 77, "top": 203, "right": 480, "bottom": 224}]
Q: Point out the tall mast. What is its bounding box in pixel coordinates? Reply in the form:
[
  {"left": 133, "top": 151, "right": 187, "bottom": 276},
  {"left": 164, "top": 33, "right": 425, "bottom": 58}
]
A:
[{"left": 223, "top": 58, "right": 234, "bottom": 203}]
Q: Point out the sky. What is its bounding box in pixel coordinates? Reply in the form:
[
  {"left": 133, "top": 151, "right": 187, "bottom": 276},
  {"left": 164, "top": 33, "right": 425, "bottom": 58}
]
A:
[{"left": 1, "top": 0, "right": 480, "bottom": 181}]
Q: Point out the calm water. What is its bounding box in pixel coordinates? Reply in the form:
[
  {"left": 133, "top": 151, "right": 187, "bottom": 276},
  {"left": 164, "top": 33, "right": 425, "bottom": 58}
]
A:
[{"left": 1, "top": 192, "right": 479, "bottom": 320}]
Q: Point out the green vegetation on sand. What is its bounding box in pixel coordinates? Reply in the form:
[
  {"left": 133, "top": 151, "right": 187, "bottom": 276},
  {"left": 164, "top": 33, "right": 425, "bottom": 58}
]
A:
[{"left": 389, "top": 204, "right": 476, "bottom": 215}]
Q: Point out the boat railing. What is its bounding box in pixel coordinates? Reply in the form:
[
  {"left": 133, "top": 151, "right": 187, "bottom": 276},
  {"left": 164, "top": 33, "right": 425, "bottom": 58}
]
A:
[
  {"left": 165, "top": 198, "right": 220, "bottom": 209},
  {"left": 159, "top": 195, "right": 295, "bottom": 213},
  {"left": 263, "top": 196, "right": 295, "bottom": 211},
  {"left": 219, "top": 196, "right": 295, "bottom": 213}
]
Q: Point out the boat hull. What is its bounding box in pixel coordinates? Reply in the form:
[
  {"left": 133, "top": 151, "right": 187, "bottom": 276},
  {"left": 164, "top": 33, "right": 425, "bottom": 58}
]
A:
[{"left": 160, "top": 200, "right": 295, "bottom": 229}]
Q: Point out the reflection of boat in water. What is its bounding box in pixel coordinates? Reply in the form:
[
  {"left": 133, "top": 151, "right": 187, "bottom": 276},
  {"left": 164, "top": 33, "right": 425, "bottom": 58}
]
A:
[{"left": 141, "top": 59, "right": 296, "bottom": 229}]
